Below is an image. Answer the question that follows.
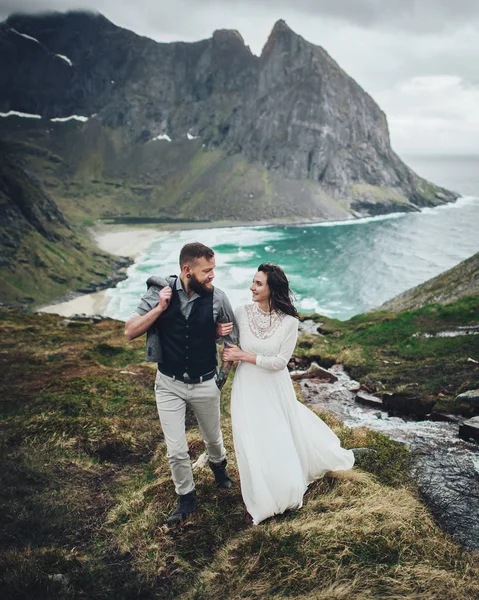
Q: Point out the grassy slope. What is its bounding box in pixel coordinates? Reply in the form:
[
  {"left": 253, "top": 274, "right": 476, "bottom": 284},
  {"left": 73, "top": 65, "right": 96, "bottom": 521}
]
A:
[
  {"left": 0, "top": 140, "right": 124, "bottom": 306},
  {"left": 297, "top": 294, "right": 479, "bottom": 415},
  {"left": 0, "top": 227, "right": 120, "bottom": 306},
  {"left": 378, "top": 251, "right": 479, "bottom": 313},
  {"left": 1, "top": 308, "right": 478, "bottom": 599}
]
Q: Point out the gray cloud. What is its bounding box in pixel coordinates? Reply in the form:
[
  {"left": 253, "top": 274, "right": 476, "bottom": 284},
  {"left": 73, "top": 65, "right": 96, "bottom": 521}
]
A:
[
  {"left": 3, "top": 0, "right": 479, "bottom": 34},
  {"left": 248, "top": 0, "right": 479, "bottom": 32}
]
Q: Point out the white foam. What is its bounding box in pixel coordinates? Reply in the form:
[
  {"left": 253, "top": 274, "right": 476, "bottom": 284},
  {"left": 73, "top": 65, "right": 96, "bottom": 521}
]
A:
[
  {"left": 50, "top": 115, "right": 89, "bottom": 122},
  {"left": 236, "top": 249, "right": 254, "bottom": 259},
  {"left": 152, "top": 134, "right": 172, "bottom": 142},
  {"left": 420, "top": 195, "right": 479, "bottom": 213},
  {"left": 306, "top": 212, "right": 407, "bottom": 228},
  {"left": 187, "top": 132, "right": 200, "bottom": 140},
  {"left": 296, "top": 297, "right": 336, "bottom": 316},
  {"left": 0, "top": 110, "right": 41, "bottom": 119},
  {"left": 55, "top": 53, "right": 73, "bottom": 67},
  {"left": 227, "top": 266, "right": 254, "bottom": 284}
]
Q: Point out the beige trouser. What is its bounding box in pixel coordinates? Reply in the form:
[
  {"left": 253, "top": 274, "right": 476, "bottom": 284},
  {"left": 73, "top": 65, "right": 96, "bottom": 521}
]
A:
[{"left": 154, "top": 370, "right": 227, "bottom": 495}]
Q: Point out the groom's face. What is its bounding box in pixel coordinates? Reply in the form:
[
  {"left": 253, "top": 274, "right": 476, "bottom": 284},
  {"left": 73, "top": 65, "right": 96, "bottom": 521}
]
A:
[{"left": 186, "top": 256, "right": 216, "bottom": 295}]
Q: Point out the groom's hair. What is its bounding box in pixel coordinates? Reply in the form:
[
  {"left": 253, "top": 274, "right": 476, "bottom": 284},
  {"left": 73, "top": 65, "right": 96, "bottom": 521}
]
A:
[{"left": 179, "top": 242, "right": 215, "bottom": 266}]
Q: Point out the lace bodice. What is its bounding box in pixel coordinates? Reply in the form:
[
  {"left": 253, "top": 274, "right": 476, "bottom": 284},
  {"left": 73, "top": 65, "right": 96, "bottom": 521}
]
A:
[
  {"left": 235, "top": 304, "right": 298, "bottom": 371},
  {"left": 245, "top": 303, "right": 286, "bottom": 339}
]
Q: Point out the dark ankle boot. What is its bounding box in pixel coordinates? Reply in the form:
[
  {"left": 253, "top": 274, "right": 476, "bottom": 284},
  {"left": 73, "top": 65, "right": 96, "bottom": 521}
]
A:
[
  {"left": 167, "top": 490, "right": 197, "bottom": 527},
  {"left": 209, "top": 459, "right": 232, "bottom": 489}
]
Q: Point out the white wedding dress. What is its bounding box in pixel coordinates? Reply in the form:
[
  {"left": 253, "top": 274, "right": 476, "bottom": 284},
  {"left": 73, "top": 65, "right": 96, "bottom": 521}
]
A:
[{"left": 231, "top": 304, "right": 355, "bottom": 525}]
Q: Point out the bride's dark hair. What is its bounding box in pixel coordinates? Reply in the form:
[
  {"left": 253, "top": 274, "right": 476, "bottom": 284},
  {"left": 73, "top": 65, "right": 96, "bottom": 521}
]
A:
[{"left": 257, "top": 263, "right": 298, "bottom": 319}]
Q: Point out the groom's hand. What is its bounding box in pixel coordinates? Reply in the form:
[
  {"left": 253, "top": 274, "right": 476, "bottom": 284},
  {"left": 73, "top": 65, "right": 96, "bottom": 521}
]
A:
[
  {"left": 216, "top": 354, "right": 233, "bottom": 391},
  {"left": 159, "top": 286, "right": 172, "bottom": 311},
  {"left": 216, "top": 319, "right": 233, "bottom": 338},
  {"left": 215, "top": 374, "right": 226, "bottom": 391},
  {"left": 215, "top": 367, "right": 229, "bottom": 391}
]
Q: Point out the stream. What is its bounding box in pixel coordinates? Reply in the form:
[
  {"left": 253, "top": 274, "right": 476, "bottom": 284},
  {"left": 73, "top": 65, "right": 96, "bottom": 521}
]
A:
[{"left": 298, "top": 353, "right": 479, "bottom": 550}]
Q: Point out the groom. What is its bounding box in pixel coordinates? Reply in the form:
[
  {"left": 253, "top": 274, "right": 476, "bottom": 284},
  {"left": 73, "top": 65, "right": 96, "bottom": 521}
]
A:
[{"left": 125, "top": 242, "right": 238, "bottom": 526}]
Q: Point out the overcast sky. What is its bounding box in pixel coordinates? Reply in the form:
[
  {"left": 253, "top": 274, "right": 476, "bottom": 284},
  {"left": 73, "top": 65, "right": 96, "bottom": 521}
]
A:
[{"left": 1, "top": 0, "right": 479, "bottom": 155}]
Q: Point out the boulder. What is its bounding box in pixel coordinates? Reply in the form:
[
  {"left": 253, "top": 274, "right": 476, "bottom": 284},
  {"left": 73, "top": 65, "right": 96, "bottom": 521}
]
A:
[
  {"left": 382, "top": 391, "right": 436, "bottom": 417},
  {"left": 290, "top": 362, "right": 338, "bottom": 382},
  {"left": 456, "top": 389, "right": 479, "bottom": 411},
  {"left": 355, "top": 391, "right": 384, "bottom": 409},
  {"left": 428, "top": 412, "right": 463, "bottom": 424},
  {"left": 459, "top": 417, "right": 479, "bottom": 444}
]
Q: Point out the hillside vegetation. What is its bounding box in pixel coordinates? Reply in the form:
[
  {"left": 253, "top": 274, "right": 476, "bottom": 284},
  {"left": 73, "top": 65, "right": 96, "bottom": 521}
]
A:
[
  {"left": 378, "top": 251, "right": 479, "bottom": 313},
  {"left": 0, "top": 144, "right": 127, "bottom": 306}
]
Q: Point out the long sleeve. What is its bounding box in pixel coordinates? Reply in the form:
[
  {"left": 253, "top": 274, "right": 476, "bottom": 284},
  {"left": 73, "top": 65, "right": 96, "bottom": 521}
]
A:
[{"left": 255, "top": 317, "right": 298, "bottom": 371}]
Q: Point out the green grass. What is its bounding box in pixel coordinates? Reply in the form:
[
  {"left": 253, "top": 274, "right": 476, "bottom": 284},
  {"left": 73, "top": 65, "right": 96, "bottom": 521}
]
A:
[
  {"left": 351, "top": 183, "right": 409, "bottom": 205},
  {"left": 0, "top": 224, "right": 121, "bottom": 306},
  {"left": 1, "top": 308, "right": 478, "bottom": 599}
]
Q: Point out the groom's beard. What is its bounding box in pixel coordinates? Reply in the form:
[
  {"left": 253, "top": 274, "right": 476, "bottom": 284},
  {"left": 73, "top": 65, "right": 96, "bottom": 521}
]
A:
[{"left": 188, "top": 274, "right": 214, "bottom": 296}]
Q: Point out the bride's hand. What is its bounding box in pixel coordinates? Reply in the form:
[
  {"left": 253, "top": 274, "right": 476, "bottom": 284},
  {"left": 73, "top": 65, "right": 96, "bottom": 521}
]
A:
[{"left": 222, "top": 343, "right": 244, "bottom": 362}]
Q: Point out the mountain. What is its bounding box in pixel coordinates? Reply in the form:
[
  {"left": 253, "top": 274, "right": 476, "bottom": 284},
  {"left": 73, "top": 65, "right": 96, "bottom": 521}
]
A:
[
  {"left": 0, "top": 11, "right": 457, "bottom": 223},
  {"left": 0, "top": 142, "right": 127, "bottom": 305},
  {"left": 378, "top": 252, "right": 479, "bottom": 312}
]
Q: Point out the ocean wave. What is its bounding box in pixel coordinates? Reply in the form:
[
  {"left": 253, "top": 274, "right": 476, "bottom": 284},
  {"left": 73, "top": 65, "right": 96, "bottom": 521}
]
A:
[
  {"left": 305, "top": 212, "right": 407, "bottom": 228},
  {"left": 419, "top": 195, "right": 479, "bottom": 214}
]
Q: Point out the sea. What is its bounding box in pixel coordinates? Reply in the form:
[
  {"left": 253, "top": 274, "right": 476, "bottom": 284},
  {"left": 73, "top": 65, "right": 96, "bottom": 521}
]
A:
[{"left": 106, "top": 154, "right": 479, "bottom": 321}]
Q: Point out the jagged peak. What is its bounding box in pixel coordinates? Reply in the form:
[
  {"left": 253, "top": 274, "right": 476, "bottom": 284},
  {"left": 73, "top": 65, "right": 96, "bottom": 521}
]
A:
[
  {"left": 212, "top": 29, "right": 246, "bottom": 45},
  {"left": 270, "top": 19, "right": 295, "bottom": 36},
  {"left": 261, "top": 19, "right": 299, "bottom": 57}
]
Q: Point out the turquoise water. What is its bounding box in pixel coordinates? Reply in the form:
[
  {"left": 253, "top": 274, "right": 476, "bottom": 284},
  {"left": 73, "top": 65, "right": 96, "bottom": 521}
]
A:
[{"left": 106, "top": 156, "right": 479, "bottom": 321}]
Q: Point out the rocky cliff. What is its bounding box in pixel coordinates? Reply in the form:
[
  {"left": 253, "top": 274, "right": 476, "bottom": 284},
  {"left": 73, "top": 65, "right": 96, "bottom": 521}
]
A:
[
  {"left": 0, "top": 11, "right": 457, "bottom": 223},
  {"left": 377, "top": 252, "right": 479, "bottom": 312}
]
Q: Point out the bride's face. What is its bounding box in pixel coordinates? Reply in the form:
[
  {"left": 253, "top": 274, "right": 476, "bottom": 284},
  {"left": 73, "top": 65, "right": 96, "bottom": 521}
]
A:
[{"left": 250, "top": 271, "right": 270, "bottom": 304}]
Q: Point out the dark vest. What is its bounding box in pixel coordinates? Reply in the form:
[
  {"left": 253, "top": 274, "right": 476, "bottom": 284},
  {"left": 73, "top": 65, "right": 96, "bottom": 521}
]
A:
[{"left": 156, "top": 278, "right": 217, "bottom": 378}]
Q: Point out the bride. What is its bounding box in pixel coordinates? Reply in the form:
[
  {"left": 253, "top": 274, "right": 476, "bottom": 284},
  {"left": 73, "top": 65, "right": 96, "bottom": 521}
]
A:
[{"left": 223, "top": 263, "right": 354, "bottom": 525}]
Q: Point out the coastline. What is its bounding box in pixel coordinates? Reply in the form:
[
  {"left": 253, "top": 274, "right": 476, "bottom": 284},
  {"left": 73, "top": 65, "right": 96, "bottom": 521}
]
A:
[
  {"left": 35, "top": 195, "right": 471, "bottom": 319},
  {"left": 36, "top": 226, "right": 170, "bottom": 318}
]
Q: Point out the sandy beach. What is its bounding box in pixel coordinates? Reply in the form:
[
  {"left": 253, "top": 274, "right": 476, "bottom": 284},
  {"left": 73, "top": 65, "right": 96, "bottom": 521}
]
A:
[
  {"left": 37, "top": 226, "right": 168, "bottom": 318},
  {"left": 89, "top": 225, "right": 168, "bottom": 258},
  {"left": 38, "top": 290, "right": 112, "bottom": 317}
]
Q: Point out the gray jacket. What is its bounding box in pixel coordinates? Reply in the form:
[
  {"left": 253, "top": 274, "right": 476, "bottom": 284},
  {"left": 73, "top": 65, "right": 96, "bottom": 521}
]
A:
[{"left": 135, "top": 275, "right": 239, "bottom": 363}]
